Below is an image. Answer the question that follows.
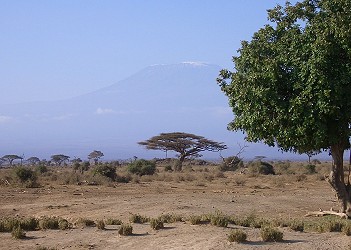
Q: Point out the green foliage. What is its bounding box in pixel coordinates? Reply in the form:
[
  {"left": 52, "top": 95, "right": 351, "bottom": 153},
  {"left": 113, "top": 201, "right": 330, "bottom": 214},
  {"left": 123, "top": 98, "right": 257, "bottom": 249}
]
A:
[
  {"left": 188, "top": 215, "right": 202, "bottom": 225},
  {"left": 150, "top": 218, "right": 164, "bottom": 230},
  {"left": 105, "top": 218, "right": 122, "bottom": 225},
  {"left": 248, "top": 161, "right": 275, "bottom": 175},
  {"left": 11, "top": 225, "right": 26, "bottom": 239},
  {"left": 13, "top": 167, "right": 35, "bottom": 182},
  {"left": 93, "top": 165, "right": 116, "bottom": 180},
  {"left": 39, "top": 217, "right": 60, "bottom": 230},
  {"left": 305, "top": 164, "right": 317, "bottom": 174},
  {"left": 35, "top": 165, "right": 48, "bottom": 174},
  {"left": 127, "top": 159, "right": 156, "bottom": 176},
  {"left": 157, "top": 213, "right": 183, "bottom": 223},
  {"left": 58, "top": 219, "right": 70, "bottom": 230},
  {"left": 260, "top": 227, "right": 283, "bottom": 242},
  {"left": 228, "top": 229, "right": 247, "bottom": 243},
  {"left": 129, "top": 214, "right": 150, "bottom": 224},
  {"left": 288, "top": 220, "right": 304, "bottom": 232},
  {"left": 164, "top": 165, "right": 173, "bottom": 172},
  {"left": 118, "top": 224, "right": 133, "bottom": 236},
  {"left": 342, "top": 221, "right": 351, "bottom": 236},
  {"left": 75, "top": 218, "right": 95, "bottom": 228},
  {"left": 209, "top": 211, "right": 228, "bottom": 227}
]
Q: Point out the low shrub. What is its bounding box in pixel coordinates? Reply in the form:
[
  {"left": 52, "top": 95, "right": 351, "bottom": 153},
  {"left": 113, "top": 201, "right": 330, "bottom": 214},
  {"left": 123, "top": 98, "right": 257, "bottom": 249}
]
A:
[
  {"left": 210, "top": 215, "right": 228, "bottom": 227},
  {"left": 305, "top": 164, "right": 316, "bottom": 174},
  {"left": 129, "top": 214, "right": 149, "bottom": 224},
  {"left": 75, "top": 218, "right": 95, "bottom": 228},
  {"left": 189, "top": 215, "right": 202, "bottom": 225},
  {"left": 248, "top": 161, "right": 275, "bottom": 175},
  {"left": 39, "top": 217, "right": 60, "bottom": 230},
  {"left": 118, "top": 224, "right": 133, "bottom": 236},
  {"left": 260, "top": 227, "right": 283, "bottom": 242},
  {"left": 105, "top": 218, "right": 122, "bottom": 225},
  {"left": 342, "top": 221, "right": 351, "bottom": 236},
  {"left": 96, "top": 220, "right": 105, "bottom": 230},
  {"left": 92, "top": 165, "right": 117, "bottom": 180},
  {"left": 288, "top": 220, "right": 304, "bottom": 232},
  {"left": 150, "top": 218, "right": 164, "bottom": 230},
  {"left": 127, "top": 159, "right": 156, "bottom": 176},
  {"left": 36, "top": 165, "right": 48, "bottom": 174},
  {"left": 11, "top": 225, "right": 26, "bottom": 239},
  {"left": 58, "top": 218, "right": 70, "bottom": 230},
  {"left": 158, "top": 214, "right": 183, "bottom": 223},
  {"left": 228, "top": 229, "right": 247, "bottom": 243}
]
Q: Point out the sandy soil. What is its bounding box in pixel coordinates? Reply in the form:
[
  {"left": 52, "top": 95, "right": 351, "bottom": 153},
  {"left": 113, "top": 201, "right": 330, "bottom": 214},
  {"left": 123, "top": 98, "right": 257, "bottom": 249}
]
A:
[{"left": 1, "top": 173, "right": 351, "bottom": 250}]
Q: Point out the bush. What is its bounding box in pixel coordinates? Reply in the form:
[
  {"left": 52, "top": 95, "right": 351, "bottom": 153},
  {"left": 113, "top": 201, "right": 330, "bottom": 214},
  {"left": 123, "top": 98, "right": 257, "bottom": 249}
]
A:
[
  {"left": 11, "top": 226, "right": 26, "bottom": 239},
  {"left": 342, "top": 222, "right": 351, "bottom": 236},
  {"left": 75, "top": 218, "right": 95, "bottom": 228},
  {"left": 36, "top": 165, "right": 48, "bottom": 174},
  {"left": 158, "top": 214, "right": 183, "bottom": 223},
  {"left": 39, "top": 217, "right": 60, "bottom": 230},
  {"left": 189, "top": 215, "right": 202, "bottom": 225},
  {"left": 92, "top": 165, "right": 116, "bottom": 180},
  {"left": 129, "top": 214, "right": 149, "bottom": 224},
  {"left": 164, "top": 165, "right": 173, "bottom": 172},
  {"left": 14, "top": 167, "right": 36, "bottom": 182},
  {"left": 210, "top": 215, "right": 228, "bottom": 227},
  {"left": 127, "top": 159, "right": 156, "bottom": 176},
  {"left": 228, "top": 229, "right": 247, "bottom": 243},
  {"left": 96, "top": 220, "right": 105, "bottom": 230},
  {"left": 260, "top": 227, "right": 283, "bottom": 242},
  {"left": 150, "top": 218, "right": 164, "bottom": 230},
  {"left": 305, "top": 164, "right": 316, "bottom": 174},
  {"left": 248, "top": 161, "right": 275, "bottom": 175},
  {"left": 118, "top": 224, "right": 133, "bottom": 236},
  {"left": 58, "top": 219, "right": 70, "bottom": 230},
  {"left": 289, "top": 220, "right": 304, "bottom": 232},
  {"left": 219, "top": 156, "right": 243, "bottom": 172},
  {"left": 105, "top": 218, "right": 122, "bottom": 225}
]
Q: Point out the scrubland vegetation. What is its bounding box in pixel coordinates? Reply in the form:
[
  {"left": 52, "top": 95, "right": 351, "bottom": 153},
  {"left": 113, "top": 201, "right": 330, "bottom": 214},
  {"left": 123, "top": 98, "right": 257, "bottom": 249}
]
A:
[{"left": 1, "top": 156, "right": 351, "bottom": 248}]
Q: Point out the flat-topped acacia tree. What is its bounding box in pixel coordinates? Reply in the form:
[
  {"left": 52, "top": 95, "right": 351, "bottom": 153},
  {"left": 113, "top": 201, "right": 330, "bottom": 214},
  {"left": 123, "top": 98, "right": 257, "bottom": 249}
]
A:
[
  {"left": 138, "top": 132, "right": 227, "bottom": 171},
  {"left": 217, "top": 0, "right": 351, "bottom": 216}
]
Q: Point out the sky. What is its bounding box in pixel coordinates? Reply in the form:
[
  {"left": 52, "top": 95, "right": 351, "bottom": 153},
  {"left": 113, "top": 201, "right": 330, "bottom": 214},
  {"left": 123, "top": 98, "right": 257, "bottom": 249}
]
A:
[{"left": 0, "top": 0, "right": 297, "bottom": 104}]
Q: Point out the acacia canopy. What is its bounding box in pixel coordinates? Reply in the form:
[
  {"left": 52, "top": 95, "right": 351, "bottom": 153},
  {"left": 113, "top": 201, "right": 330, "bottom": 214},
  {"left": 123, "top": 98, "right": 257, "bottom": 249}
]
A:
[
  {"left": 218, "top": 0, "right": 351, "bottom": 215},
  {"left": 138, "top": 132, "right": 227, "bottom": 170}
]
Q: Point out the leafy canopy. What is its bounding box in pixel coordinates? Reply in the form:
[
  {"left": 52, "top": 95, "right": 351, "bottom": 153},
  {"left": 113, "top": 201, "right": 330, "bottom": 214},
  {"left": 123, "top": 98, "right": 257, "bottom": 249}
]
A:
[
  {"left": 217, "top": 0, "right": 351, "bottom": 153},
  {"left": 138, "top": 132, "right": 227, "bottom": 160}
]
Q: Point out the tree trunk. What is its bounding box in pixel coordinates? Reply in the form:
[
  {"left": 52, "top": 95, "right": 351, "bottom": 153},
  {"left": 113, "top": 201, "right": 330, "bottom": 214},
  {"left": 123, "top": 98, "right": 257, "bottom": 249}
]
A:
[
  {"left": 175, "top": 155, "right": 185, "bottom": 172},
  {"left": 328, "top": 143, "right": 351, "bottom": 216}
]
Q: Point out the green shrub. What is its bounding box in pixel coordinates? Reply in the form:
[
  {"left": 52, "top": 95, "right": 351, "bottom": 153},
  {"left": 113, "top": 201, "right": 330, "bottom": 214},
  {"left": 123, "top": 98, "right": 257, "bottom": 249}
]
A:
[
  {"left": 127, "top": 159, "right": 156, "bottom": 176},
  {"left": 75, "top": 218, "right": 95, "bottom": 228},
  {"left": 150, "top": 218, "right": 164, "bottom": 230},
  {"left": 248, "top": 161, "right": 275, "bottom": 175},
  {"left": 164, "top": 165, "right": 173, "bottom": 172},
  {"left": 92, "top": 165, "right": 116, "bottom": 180},
  {"left": 96, "top": 220, "right": 105, "bottom": 230},
  {"left": 260, "top": 227, "right": 283, "bottom": 242},
  {"left": 14, "top": 167, "right": 36, "bottom": 182},
  {"left": 305, "top": 164, "right": 316, "bottom": 174},
  {"left": 11, "top": 225, "right": 26, "bottom": 239},
  {"left": 58, "top": 218, "right": 70, "bottom": 230},
  {"left": 158, "top": 214, "right": 183, "bottom": 223},
  {"left": 20, "top": 217, "right": 39, "bottom": 231},
  {"left": 189, "top": 215, "right": 202, "bottom": 225},
  {"left": 289, "top": 220, "right": 304, "bottom": 232},
  {"left": 342, "top": 221, "right": 351, "bottom": 236},
  {"left": 219, "top": 156, "right": 243, "bottom": 172},
  {"left": 105, "top": 218, "right": 122, "bottom": 225},
  {"left": 228, "top": 229, "right": 247, "bottom": 243},
  {"left": 210, "top": 215, "right": 228, "bottom": 227},
  {"left": 129, "top": 214, "right": 149, "bottom": 224},
  {"left": 36, "top": 165, "right": 48, "bottom": 174},
  {"left": 118, "top": 224, "right": 133, "bottom": 236},
  {"left": 39, "top": 217, "right": 60, "bottom": 230}
]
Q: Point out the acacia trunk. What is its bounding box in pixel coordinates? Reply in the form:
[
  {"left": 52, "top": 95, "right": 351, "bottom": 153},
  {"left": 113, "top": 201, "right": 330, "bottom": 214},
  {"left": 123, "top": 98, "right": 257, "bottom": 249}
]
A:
[
  {"left": 175, "top": 155, "right": 186, "bottom": 172},
  {"left": 329, "top": 144, "right": 351, "bottom": 216}
]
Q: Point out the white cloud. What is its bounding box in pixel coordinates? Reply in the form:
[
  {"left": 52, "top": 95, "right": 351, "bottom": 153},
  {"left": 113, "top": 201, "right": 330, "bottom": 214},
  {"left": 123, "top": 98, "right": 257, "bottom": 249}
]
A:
[
  {"left": 0, "top": 115, "right": 13, "bottom": 123},
  {"left": 52, "top": 114, "right": 74, "bottom": 121},
  {"left": 95, "top": 108, "right": 116, "bottom": 115}
]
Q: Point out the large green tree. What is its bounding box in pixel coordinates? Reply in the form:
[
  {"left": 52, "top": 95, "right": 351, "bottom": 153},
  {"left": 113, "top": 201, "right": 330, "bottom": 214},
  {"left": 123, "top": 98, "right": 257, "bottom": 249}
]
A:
[
  {"left": 217, "top": 0, "right": 351, "bottom": 215},
  {"left": 1, "top": 155, "right": 23, "bottom": 166},
  {"left": 138, "top": 132, "right": 227, "bottom": 171}
]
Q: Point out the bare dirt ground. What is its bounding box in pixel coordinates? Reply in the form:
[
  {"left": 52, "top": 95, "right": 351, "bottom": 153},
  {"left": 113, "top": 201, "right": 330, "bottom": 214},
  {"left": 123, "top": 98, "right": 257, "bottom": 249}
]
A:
[{"left": 1, "top": 171, "right": 351, "bottom": 250}]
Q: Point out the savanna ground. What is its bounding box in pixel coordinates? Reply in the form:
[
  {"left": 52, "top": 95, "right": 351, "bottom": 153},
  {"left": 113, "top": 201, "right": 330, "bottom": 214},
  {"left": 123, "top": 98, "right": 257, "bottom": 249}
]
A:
[{"left": 1, "top": 159, "right": 351, "bottom": 250}]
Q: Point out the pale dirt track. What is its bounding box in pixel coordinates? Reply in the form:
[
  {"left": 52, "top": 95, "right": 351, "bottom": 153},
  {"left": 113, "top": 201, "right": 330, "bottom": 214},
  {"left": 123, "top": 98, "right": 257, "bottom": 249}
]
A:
[{"left": 1, "top": 174, "right": 351, "bottom": 250}]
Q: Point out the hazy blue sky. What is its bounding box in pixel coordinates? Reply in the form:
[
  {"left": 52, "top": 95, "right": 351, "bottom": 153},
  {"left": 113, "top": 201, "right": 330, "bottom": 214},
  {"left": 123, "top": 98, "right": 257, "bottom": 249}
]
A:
[{"left": 0, "top": 0, "right": 296, "bottom": 104}]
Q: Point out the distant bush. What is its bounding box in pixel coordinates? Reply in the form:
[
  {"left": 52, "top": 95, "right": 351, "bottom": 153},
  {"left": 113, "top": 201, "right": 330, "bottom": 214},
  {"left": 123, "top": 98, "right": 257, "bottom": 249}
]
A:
[
  {"left": 127, "top": 159, "right": 156, "bottom": 176},
  {"left": 219, "top": 156, "right": 243, "bottom": 172},
  {"left": 35, "top": 165, "right": 48, "bottom": 174},
  {"left": 164, "top": 165, "right": 173, "bottom": 172},
  {"left": 228, "top": 229, "right": 247, "bottom": 243},
  {"left": 14, "top": 167, "right": 35, "bottom": 182},
  {"left": 305, "top": 164, "right": 316, "bottom": 174},
  {"left": 248, "top": 161, "right": 275, "bottom": 175},
  {"left": 118, "top": 224, "right": 133, "bottom": 236},
  {"left": 96, "top": 220, "right": 105, "bottom": 230},
  {"left": 92, "top": 165, "right": 116, "bottom": 180},
  {"left": 11, "top": 225, "right": 26, "bottom": 239},
  {"left": 105, "top": 218, "right": 122, "bottom": 225},
  {"left": 150, "top": 218, "right": 164, "bottom": 230},
  {"left": 260, "top": 227, "right": 283, "bottom": 242},
  {"left": 129, "top": 214, "right": 149, "bottom": 224}
]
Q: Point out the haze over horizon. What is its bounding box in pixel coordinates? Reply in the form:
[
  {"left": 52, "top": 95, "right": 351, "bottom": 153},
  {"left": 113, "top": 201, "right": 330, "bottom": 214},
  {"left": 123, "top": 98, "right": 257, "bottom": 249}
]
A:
[{"left": 1, "top": 0, "right": 335, "bottom": 162}]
